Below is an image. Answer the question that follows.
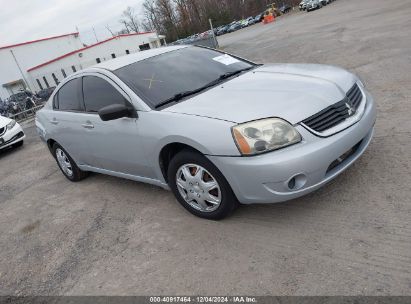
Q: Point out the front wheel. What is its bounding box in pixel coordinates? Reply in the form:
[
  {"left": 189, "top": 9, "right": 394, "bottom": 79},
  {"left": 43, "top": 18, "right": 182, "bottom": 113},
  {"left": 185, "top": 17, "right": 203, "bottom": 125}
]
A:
[{"left": 168, "top": 150, "right": 238, "bottom": 220}]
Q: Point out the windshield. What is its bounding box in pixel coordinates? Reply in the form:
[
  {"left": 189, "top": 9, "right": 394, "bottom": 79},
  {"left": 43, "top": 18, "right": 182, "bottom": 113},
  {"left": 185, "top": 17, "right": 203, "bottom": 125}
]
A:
[{"left": 113, "top": 46, "right": 254, "bottom": 108}]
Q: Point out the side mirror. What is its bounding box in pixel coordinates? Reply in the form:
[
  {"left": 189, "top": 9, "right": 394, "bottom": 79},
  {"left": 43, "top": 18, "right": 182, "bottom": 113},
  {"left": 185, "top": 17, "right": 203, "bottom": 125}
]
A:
[{"left": 98, "top": 104, "right": 132, "bottom": 121}]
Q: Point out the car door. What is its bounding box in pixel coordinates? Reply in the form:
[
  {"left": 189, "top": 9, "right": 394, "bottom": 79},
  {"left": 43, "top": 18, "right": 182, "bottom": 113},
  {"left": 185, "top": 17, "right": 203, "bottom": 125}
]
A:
[
  {"left": 79, "top": 74, "right": 153, "bottom": 178},
  {"left": 50, "top": 77, "right": 90, "bottom": 165}
]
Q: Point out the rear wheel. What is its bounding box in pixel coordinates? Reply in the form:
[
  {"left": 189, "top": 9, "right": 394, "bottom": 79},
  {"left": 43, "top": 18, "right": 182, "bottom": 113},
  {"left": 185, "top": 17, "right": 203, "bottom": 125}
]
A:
[
  {"left": 53, "top": 143, "right": 88, "bottom": 182},
  {"left": 168, "top": 149, "right": 238, "bottom": 220}
]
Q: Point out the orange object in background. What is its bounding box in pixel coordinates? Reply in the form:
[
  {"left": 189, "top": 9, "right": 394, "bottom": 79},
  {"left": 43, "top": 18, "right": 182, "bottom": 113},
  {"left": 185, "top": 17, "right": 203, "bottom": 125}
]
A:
[{"left": 263, "top": 14, "right": 275, "bottom": 24}]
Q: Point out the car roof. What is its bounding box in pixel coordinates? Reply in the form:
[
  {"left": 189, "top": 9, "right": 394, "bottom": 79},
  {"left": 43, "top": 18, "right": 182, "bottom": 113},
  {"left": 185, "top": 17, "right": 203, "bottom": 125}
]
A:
[{"left": 93, "top": 45, "right": 189, "bottom": 71}]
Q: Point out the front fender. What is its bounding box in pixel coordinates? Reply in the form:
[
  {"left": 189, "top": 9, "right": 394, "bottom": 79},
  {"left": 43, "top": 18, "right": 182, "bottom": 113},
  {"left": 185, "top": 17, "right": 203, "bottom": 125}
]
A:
[{"left": 138, "top": 111, "right": 240, "bottom": 183}]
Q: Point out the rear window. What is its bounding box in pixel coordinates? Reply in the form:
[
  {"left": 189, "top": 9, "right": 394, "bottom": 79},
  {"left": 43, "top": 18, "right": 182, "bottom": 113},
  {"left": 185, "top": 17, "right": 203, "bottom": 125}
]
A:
[
  {"left": 55, "top": 78, "right": 84, "bottom": 111},
  {"left": 113, "top": 46, "right": 254, "bottom": 108}
]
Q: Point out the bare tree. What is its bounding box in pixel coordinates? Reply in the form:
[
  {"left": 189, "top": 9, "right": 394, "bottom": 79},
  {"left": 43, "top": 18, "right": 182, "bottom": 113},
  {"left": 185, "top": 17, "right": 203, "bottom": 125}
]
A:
[
  {"left": 140, "top": 0, "right": 296, "bottom": 42},
  {"left": 117, "top": 28, "right": 130, "bottom": 35},
  {"left": 142, "top": 0, "right": 160, "bottom": 32},
  {"left": 105, "top": 25, "right": 115, "bottom": 37},
  {"left": 120, "top": 6, "right": 140, "bottom": 33}
]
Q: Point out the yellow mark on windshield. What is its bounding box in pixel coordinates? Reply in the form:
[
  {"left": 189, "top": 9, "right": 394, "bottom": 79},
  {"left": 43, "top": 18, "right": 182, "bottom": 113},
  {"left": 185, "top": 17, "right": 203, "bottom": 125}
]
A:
[{"left": 143, "top": 74, "right": 164, "bottom": 89}]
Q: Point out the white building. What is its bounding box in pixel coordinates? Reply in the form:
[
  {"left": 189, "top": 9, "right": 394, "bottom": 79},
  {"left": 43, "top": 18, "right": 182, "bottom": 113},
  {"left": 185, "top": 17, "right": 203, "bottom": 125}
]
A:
[
  {"left": 0, "top": 31, "right": 166, "bottom": 100},
  {"left": 0, "top": 33, "right": 83, "bottom": 99},
  {"left": 27, "top": 32, "right": 166, "bottom": 92}
]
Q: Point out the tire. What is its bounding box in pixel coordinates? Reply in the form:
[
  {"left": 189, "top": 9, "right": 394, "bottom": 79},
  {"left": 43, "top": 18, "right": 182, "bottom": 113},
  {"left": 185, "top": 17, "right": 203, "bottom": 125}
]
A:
[
  {"left": 52, "top": 143, "right": 88, "bottom": 182},
  {"left": 167, "top": 149, "right": 238, "bottom": 220}
]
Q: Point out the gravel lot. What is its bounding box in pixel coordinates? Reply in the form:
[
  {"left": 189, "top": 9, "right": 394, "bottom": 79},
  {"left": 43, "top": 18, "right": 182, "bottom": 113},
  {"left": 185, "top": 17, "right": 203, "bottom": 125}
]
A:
[{"left": 0, "top": 0, "right": 410, "bottom": 296}]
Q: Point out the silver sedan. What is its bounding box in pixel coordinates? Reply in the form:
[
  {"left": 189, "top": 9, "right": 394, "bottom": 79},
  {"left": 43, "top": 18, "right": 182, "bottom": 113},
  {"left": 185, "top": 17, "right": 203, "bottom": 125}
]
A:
[{"left": 36, "top": 46, "right": 376, "bottom": 219}]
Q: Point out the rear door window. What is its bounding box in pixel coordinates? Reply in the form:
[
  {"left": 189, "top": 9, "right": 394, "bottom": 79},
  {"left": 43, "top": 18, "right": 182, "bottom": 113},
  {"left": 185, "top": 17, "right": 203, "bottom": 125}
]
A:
[
  {"left": 82, "top": 76, "right": 128, "bottom": 113},
  {"left": 55, "top": 78, "right": 84, "bottom": 111}
]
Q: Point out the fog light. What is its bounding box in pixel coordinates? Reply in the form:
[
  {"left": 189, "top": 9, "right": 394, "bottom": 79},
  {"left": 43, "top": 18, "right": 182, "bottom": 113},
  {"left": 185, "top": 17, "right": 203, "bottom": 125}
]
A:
[
  {"left": 287, "top": 174, "right": 307, "bottom": 190},
  {"left": 288, "top": 178, "right": 296, "bottom": 190}
]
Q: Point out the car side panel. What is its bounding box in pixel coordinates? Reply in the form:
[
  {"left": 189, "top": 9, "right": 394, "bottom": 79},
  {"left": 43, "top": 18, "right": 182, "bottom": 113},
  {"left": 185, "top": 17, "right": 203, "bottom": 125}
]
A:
[
  {"left": 136, "top": 111, "right": 239, "bottom": 184},
  {"left": 38, "top": 109, "right": 90, "bottom": 165}
]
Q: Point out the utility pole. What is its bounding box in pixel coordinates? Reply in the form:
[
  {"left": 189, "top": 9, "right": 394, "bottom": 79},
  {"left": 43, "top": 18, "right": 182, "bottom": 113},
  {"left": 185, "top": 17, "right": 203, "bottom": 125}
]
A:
[
  {"left": 10, "top": 50, "right": 31, "bottom": 91},
  {"left": 92, "top": 27, "right": 99, "bottom": 43},
  {"left": 209, "top": 19, "right": 219, "bottom": 49}
]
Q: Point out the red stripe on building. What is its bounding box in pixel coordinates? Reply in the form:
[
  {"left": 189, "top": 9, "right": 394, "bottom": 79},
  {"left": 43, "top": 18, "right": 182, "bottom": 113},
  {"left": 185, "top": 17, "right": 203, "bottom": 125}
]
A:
[
  {"left": 27, "top": 32, "right": 155, "bottom": 72},
  {"left": 0, "top": 32, "right": 79, "bottom": 50}
]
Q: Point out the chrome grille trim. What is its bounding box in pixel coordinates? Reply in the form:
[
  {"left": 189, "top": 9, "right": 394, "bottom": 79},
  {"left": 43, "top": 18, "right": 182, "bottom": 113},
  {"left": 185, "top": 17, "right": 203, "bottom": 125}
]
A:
[{"left": 301, "top": 83, "right": 366, "bottom": 137}]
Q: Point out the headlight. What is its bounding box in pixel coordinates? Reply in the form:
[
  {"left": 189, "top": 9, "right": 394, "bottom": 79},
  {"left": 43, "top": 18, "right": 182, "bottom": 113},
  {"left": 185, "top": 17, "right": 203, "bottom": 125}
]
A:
[
  {"left": 232, "top": 118, "right": 302, "bottom": 155},
  {"left": 7, "top": 120, "right": 16, "bottom": 130}
]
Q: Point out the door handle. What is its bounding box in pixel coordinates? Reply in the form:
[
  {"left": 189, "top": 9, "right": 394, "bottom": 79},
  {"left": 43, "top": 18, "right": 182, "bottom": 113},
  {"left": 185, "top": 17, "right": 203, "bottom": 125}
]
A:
[{"left": 81, "top": 123, "right": 94, "bottom": 129}]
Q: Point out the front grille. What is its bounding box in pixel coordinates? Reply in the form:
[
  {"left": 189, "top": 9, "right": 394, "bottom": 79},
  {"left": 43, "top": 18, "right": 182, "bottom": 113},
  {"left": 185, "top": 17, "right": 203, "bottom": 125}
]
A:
[
  {"left": 302, "top": 83, "right": 363, "bottom": 133},
  {"left": 0, "top": 132, "right": 24, "bottom": 147},
  {"left": 346, "top": 83, "right": 362, "bottom": 109}
]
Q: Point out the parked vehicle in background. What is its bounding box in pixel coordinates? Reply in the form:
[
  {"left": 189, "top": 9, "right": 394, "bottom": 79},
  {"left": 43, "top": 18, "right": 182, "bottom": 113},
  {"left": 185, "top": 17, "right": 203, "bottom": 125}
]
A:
[
  {"left": 36, "top": 45, "right": 376, "bottom": 220},
  {"left": 216, "top": 25, "right": 229, "bottom": 36},
  {"left": 306, "top": 0, "right": 322, "bottom": 11},
  {"left": 254, "top": 13, "right": 264, "bottom": 23},
  {"left": 302, "top": 0, "right": 336, "bottom": 11},
  {"left": 227, "top": 22, "right": 242, "bottom": 33},
  {"left": 0, "top": 100, "right": 7, "bottom": 116},
  {"left": 9, "top": 90, "right": 39, "bottom": 111},
  {"left": 9, "top": 91, "right": 30, "bottom": 105},
  {"left": 299, "top": 0, "right": 310, "bottom": 10},
  {"left": 246, "top": 16, "right": 256, "bottom": 26},
  {"left": 239, "top": 19, "right": 248, "bottom": 28},
  {"left": 279, "top": 4, "right": 292, "bottom": 14},
  {"left": 0, "top": 115, "right": 25, "bottom": 150},
  {"left": 36, "top": 87, "right": 56, "bottom": 102}
]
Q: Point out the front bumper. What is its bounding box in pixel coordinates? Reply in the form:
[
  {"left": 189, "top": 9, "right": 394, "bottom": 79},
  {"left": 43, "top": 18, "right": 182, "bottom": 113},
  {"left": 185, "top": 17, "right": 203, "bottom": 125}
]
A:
[
  {"left": 208, "top": 90, "right": 376, "bottom": 204},
  {"left": 0, "top": 123, "right": 25, "bottom": 150}
]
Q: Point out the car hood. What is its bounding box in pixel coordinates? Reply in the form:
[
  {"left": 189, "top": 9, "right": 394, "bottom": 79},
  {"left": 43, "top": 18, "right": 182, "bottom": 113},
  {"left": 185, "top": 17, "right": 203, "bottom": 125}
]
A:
[
  {"left": 0, "top": 115, "right": 11, "bottom": 128},
  {"left": 163, "top": 64, "right": 357, "bottom": 124}
]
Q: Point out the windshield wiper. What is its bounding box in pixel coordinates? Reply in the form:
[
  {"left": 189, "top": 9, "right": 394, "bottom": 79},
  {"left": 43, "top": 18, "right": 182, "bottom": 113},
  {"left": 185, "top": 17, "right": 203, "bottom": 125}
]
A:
[
  {"left": 155, "top": 66, "right": 254, "bottom": 109},
  {"left": 218, "top": 66, "right": 253, "bottom": 80}
]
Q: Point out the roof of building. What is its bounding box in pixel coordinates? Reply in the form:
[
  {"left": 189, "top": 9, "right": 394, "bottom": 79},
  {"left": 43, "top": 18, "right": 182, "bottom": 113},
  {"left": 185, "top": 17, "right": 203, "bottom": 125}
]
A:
[
  {"left": 0, "top": 32, "right": 79, "bottom": 51},
  {"left": 27, "top": 32, "right": 159, "bottom": 72}
]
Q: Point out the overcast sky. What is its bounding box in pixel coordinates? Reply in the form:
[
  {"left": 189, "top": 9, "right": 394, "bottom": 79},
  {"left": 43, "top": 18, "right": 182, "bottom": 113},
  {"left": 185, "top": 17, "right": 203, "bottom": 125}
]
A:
[{"left": 0, "top": 0, "right": 146, "bottom": 47}]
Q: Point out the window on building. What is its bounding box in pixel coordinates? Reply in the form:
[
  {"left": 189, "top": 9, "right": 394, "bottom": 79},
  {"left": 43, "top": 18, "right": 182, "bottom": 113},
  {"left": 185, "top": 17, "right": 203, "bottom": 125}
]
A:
[
  {"left": 43, "top": 76, "right": 50, "bottom": 88},
  {"left": 36, "top": 79, "right": 44, "bottom": 90},
  {"left": 125, "top": 50, "right": 130, "bottom": 55},
  {"left": 82, "top": 76, "right": 128, "bottom": 112},
  {"left": 72, "top": 65, "right": 77, "bottom": 72},
  {"left": 96, "top": 58, "right": 101, "bottom": 64},
  {"left": 111, "top": 53, "right": 116, "bottom": 59},
  {"left": 55, "top": 78, "right": 84, "bottom": 111},
  {"left": 61, "top": 68, "right": 67, "bottom": 78},
  {"left": 139, "top": 43, "right": 150, "bottom": 51},
  {"left": 52, "top": 73, "right": 59, "bottom": 85}
]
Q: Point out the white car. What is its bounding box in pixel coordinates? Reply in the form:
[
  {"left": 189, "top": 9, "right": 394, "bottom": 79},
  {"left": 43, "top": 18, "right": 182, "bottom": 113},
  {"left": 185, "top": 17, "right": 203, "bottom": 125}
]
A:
[
  {"left": 0, "top": 116, "right": 25, "bottom": 151},
  {"left": 306, "top": 0, "right": 322, "bottom": 11}
]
